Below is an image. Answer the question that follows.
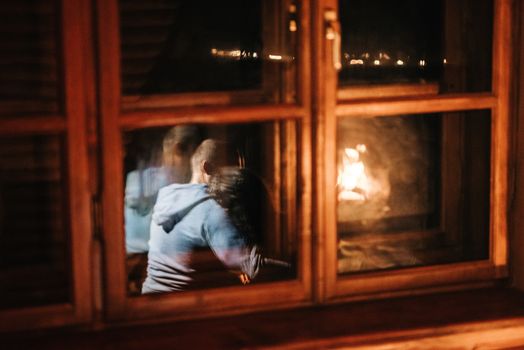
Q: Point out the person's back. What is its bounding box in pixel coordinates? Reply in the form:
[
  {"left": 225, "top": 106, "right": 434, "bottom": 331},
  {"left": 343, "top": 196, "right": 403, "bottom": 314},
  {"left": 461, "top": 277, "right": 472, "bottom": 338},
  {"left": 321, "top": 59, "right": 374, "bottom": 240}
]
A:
[
  {"left": 143, "top": 183, "right": 251, "bottom": 292},
  {"left": 142, "top": 139, "right": 261, "bottom": 293}
]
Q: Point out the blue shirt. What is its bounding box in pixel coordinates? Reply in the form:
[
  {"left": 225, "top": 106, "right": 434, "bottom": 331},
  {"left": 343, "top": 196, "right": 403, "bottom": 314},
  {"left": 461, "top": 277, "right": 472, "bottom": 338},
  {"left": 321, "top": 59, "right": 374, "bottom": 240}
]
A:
[{"left": 142, "top": 183, "right": 261, "bottom": 293}]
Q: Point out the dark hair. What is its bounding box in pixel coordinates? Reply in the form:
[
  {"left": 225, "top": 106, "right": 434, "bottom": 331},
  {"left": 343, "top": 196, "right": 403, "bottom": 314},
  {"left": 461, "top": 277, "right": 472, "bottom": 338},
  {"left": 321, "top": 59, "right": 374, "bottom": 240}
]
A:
[{"left": 208, "top": 167, "right": 272, "bottom": 246}]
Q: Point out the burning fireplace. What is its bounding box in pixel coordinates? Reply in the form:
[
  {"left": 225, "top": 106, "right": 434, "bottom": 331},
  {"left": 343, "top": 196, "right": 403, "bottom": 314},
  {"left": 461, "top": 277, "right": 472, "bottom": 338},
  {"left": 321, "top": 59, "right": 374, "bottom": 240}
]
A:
[{"left": 337, "top": 111, "right": 490, "bottom": 273}]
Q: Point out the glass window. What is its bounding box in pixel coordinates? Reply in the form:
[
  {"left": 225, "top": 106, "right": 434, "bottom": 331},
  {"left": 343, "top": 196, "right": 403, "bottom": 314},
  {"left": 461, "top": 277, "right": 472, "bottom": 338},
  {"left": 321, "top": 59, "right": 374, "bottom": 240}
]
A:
[
  {"left": 120, "top": 0, "right": 298, "bottom": 104},
  {"left": 0, "top": 0, "right": 59, "bottom": 116},
  {"left": 338, "top": 0, "right": 493, "bottom": 93},
  {"left": 123, "top": 121, "right": 298, "bottom": 295},
  {"left": 0, "top": 135, "right": 70, "bottom": 309},
  {"left": 337, "top": 110, "right": 490, "bottom": 274}
]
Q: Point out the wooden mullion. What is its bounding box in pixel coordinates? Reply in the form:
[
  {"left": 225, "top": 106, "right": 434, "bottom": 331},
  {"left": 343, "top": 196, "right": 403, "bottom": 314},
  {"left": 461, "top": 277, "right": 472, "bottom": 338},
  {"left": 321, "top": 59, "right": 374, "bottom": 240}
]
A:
[
  {"left": 122, "top": 90, "right": 267, "bottom": 111},
  {"left": 97, "top": 0, "right": 127, "bottom": 320},
  {"left": 295, "top": 0, "right": 313, "bottom": 299},
  {"left": 316, "top": 0, "right": 339, "bottom": 302},
  {"left": 62, "top": 0, "right": 93, "bottom": 323},
  {"left": 336, "top": 93, "right": 496, "bottom": 118},
  {"left": 337, "top": 83, "right": 440, "bottom": 101},
  {"left": 491, "top": 0, "right": 512, "bottom": 268},
  {"left": 119, "top": 105, "right": 306, "bottom": 130}
]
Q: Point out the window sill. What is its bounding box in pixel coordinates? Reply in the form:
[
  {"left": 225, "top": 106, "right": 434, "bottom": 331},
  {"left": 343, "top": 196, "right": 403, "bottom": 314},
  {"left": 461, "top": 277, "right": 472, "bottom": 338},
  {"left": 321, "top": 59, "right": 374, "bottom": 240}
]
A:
[{"left": 4, "top": 287, "right": 524, "bottom": 349}]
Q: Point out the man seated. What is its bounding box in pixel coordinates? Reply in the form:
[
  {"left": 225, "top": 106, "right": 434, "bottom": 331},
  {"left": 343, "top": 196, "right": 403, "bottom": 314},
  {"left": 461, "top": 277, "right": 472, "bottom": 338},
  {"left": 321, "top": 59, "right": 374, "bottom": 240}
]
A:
[{"left": 142, "top": 139, "right": 263, "bottom": 293}]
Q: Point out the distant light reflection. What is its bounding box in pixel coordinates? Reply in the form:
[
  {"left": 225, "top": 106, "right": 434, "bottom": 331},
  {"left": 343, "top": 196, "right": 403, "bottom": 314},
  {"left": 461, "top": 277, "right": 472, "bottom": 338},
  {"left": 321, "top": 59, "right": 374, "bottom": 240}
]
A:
[{"left": 350, "top": 59, "right": 364, "bottom": 65}]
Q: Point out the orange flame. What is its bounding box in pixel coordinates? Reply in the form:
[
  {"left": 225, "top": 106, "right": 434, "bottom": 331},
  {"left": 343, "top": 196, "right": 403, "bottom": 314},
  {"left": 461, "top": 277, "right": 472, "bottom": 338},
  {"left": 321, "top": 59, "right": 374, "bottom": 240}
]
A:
[{"left": 337, "top": 145, "right": 370, "bottom": 202}]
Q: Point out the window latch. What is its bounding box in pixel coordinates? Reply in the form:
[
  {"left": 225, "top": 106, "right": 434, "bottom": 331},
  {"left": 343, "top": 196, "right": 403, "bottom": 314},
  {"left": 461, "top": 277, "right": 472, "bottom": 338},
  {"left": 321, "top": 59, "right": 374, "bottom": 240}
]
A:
[{"left": 325, "top": 9, "right": 342, "bottom": 71}]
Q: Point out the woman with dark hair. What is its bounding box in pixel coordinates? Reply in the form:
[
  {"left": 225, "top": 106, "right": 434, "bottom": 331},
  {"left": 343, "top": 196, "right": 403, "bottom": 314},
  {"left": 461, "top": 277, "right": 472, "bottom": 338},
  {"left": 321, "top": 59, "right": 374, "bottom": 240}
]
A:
[
  {"left": 208, "top": 166, "right": 269, "bottom": 247},
  {"left": 208, "top": 166, "right": 291, "bottom": 284}
]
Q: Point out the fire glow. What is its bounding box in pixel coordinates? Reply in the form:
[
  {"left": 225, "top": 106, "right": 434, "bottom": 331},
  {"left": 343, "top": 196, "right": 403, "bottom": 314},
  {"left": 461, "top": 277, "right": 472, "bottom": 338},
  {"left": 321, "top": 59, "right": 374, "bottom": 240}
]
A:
[{"left": 337, "top": 144, "right": 371, "bottom": 202}]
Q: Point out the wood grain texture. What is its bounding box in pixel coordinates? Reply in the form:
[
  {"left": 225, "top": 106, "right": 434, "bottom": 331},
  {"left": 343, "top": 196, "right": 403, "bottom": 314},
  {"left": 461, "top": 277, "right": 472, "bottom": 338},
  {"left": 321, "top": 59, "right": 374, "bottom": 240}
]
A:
[
  {"left": 336, "top": 93, "right": 496, "bottom": 118},
  {"left": 0, "top": 0, "right": 94, "bottom": 331},
  {"left": 337, "top": 83, "right": 440, "bottom": 101},
  {"left": 122, "top": 90, "right": 266, "bottom": 110},
  {"left": 333, "top": 261, "right": 506, "bottom": 300},
  {"left": 324, "top": 0, "right": 513, "bottom": 302},
  {"left": 3, "top": 288, "right": 524, "bottom": 349},
  {"left": 316, "top": 0, "right": 340, "bottom": 303},
  {"left": 120, "top": 104, "right": 306, "bottom": 130},
  {"left": 99, "top": 0, "right": 313, "bottom": 324},
  {"left": 491, "top": 0, "right": 512, "bottom": 268},
  {"left": 62, "top": 0, "right": 94, "bottom": 324},
  {"left": 96, "top": 0, "right": 127, "bottom": 320}
]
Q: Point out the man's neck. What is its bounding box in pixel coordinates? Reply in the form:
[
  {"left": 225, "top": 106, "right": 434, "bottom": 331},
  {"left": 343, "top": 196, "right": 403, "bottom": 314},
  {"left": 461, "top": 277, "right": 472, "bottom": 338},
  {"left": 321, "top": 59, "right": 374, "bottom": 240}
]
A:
[{"left": 190, "top": 172, "right": 204, "bottom": 184}]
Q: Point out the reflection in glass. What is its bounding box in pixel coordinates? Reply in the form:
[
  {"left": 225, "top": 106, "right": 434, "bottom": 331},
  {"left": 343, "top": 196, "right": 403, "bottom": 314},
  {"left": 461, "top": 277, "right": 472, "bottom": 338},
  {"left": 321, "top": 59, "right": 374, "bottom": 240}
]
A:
[
  {"left": 120, "top": 0, "right": 297, "bottom": 103},
  {"left": 338, "top": 0, "right": 493, "bottom": 93},
  {"left": 337, "top": 111, "right": 490, "bottom": 274},
  {"left": 0, "top": 1, "right": 59, "bottom": 116},
  {"left": 124, "top": 122, "right": 298, "bottom": 295},
  {"left": 0, "top": 135, "right": 70, "bottom": 309}
]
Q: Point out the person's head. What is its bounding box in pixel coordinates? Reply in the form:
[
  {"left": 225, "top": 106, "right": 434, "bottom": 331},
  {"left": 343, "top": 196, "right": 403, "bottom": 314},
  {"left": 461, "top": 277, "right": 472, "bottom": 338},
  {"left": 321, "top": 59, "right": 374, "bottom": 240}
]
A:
[
  {"left": 190, "top": 139, "right": 227, "bottom": 184},
  {"left": 208, "top": 166, "right": 272, "bottom": 245},
  {"left": 162, "top": 125, "right": 201, "bottom": 182}
]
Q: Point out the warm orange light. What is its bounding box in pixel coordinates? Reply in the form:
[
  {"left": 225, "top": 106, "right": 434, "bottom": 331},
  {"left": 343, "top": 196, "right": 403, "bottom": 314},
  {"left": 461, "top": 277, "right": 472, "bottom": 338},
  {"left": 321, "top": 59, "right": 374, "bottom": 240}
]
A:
[
  {"left": 337, "top": 145, "right": 371, "bottom": 202},
  {"left": 350, "top": 59, "right": 364, "bottom": 65}
]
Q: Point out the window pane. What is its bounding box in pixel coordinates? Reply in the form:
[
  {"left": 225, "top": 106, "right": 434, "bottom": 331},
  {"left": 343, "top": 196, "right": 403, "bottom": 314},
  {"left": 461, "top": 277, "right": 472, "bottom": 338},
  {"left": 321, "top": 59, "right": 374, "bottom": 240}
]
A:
[
  {"left": 0, "top": 135, "right": 70, "bottom": 309},
  {"left": 123, "top": 121, "right": 298, "bottom": 295},
  {"left": 337, "top": 110, "right": 490, "bottom": 274},
  {"left": 338, "top": 0, "right": 493, "bottom": 93},
  {"left": 0, "top": 1, "right": 60, "bottom": 116},
  {"left": 120, "top": 0, "right": 298, "bottom": 104}
]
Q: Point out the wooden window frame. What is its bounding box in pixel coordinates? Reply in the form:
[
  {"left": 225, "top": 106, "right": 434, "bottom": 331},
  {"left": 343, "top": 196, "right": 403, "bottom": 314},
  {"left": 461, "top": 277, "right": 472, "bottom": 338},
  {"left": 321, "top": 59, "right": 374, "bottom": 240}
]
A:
[
  {"left": 0, "top": 0, "right": 516, "bottom": 334},
  {"left": 315, "top": 0, "right": 512, "bottom": 302},
  {"left": 97, "top": 0, "right": 312, "bottom": 323},
  {"left": 0, "top": 0, "right": 93, "bottom": 331},
  {"left": 119, "top": 0, "right": 301, "bottom": 111}
]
